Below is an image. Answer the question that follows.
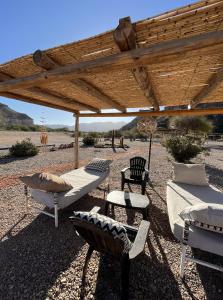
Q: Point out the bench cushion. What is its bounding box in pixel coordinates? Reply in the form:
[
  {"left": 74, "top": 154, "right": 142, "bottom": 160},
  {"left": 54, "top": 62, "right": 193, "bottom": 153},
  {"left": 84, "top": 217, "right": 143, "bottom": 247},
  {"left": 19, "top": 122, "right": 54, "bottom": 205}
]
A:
[
  {"left": 31, "top": 167, "right": 108, "bottom": 209},
  {"left": 167, "top": 180, "right": 223, "bottom": 256}
]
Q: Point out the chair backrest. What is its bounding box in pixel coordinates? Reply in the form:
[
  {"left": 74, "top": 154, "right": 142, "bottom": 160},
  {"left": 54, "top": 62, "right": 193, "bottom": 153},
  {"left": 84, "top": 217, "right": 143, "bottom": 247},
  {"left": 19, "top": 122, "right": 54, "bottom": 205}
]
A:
[
  {"left": 72, "top": 218, "right": 125, "bottom": 257},
  {"left": 129, "top": 156, "right": 146, "bottom": 180}
]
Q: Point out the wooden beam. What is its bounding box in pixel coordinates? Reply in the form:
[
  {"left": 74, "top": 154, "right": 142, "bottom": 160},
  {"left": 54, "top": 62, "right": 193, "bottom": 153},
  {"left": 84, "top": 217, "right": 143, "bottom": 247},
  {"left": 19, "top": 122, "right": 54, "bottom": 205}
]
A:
[
  {"left": 0, "top": 71, "right": 98, "bottom": 113},
  {"left": 0, "top": 91, "right": 77, "bottom": 113},
  {"left": 74, "top": 114, "right": 79, "bottom": 169},
  {"left": 79, "top": 107, "right": 223, "bottom": 118},
  {"left": 1, "top": 30, "right": 223, "bottom": 92},
  {"left": 114, "top": 17, "right": 159, "bottom": 111},
  {"left": 191, "top": 68, "right": 223, "bottom": 108},
  {"left": 34, "top": 51, "right": 125, "bottom": 112}
]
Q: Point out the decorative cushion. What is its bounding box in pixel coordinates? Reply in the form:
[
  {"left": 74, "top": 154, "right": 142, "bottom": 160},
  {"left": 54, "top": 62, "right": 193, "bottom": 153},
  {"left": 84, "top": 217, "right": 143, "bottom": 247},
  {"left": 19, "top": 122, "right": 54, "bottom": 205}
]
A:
[
  {"left": 73, "top": 211, "right": 132, "bottom": 253},
  {"left": 179, "top": 203, "right": 223, "bottom": 234},
  {"left": 85, "top": 158, "right": 112, "bottom": 173},
  {"left": 20, "top": 172, "right": 73, "bottom": 192},
  {"left": 173, "top": 163, "right": 208, "bottom": 186}
]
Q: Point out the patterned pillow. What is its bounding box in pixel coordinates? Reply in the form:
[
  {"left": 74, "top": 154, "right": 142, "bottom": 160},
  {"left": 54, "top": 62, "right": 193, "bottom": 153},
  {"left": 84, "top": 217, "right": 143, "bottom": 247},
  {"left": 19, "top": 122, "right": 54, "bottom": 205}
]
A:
[
  {"left": 73, "top": 211, "right": 132, "bottom": 253},
  {"left": 85, "top": 158, "right": 112, "bottom": 173}
]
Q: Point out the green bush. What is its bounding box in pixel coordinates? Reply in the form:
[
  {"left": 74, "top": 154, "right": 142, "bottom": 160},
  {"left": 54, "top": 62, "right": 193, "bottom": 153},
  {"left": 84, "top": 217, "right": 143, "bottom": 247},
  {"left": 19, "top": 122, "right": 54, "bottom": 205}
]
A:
[
  {"left": 10, "top": 138, "right": 39, "bottom": 157},
  {"left": 82, "top": 136, "right": 96, "bottom": 146},
  {"left": 164, "top": 135, "right": 202, "bottom": 163}
]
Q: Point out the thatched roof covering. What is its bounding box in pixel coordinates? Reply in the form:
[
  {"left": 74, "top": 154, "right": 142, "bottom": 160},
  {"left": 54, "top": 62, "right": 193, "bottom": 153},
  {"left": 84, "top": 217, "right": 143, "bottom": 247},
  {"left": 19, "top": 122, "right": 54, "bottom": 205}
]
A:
[{"left": 1, "top": 0, "right": 223, "bottom": 116}]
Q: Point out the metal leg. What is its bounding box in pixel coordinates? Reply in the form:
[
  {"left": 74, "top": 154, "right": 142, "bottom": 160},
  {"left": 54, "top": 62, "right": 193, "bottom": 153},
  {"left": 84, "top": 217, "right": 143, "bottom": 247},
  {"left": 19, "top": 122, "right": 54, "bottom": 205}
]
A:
[
  {"left": 54, "top": 204, "right": 59, "bottom": 228},
  {"left": 83, "top": 246, "right": 94, "bottom": 280},
  {"left": 24, "top": 185, "right": 29, "bottom": 215},
  {"left": 180, "top": 244, "right": 187, "bottom": 278}
]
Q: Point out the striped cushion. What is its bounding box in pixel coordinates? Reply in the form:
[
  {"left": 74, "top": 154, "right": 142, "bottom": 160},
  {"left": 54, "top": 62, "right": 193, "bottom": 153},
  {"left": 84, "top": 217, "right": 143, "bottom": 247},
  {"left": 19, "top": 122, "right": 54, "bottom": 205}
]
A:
[
  {"left": 85, "top": 158, "right": 112, "bottom": 172},
  {"left": 73, "top": 211, "right": 132, "bottom": 253},
  {"left": 180, "top": 203, "right": 223, "bottom": 234}
]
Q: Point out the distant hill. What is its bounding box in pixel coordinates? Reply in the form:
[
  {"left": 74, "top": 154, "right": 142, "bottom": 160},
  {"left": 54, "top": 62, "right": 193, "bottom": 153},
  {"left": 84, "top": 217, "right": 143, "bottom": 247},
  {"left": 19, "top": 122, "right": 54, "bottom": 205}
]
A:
[
  {"left": 120, "top": 103, "right": 223, "bottom": 134},
  {"left": 47, "top": 121, "right": 126, "bottom": 132},
  {"left": 0, "top": 103, "right": 33, "bottom": 126}
]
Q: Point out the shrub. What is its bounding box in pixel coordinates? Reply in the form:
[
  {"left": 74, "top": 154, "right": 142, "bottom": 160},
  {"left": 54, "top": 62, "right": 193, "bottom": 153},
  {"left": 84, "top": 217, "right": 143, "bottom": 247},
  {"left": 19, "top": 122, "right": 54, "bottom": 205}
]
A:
[
  {"left": 164, "top": 135, "right": 202, "bottom": 163},
  {"left": 82, "top": 136, "right": 96, "bottom": 146},
  {"left": 170, "top": 116, "right": 213, "bottom": 135},
  {"left": 10, "top": 138, "right": 39, "bottom": 157}
]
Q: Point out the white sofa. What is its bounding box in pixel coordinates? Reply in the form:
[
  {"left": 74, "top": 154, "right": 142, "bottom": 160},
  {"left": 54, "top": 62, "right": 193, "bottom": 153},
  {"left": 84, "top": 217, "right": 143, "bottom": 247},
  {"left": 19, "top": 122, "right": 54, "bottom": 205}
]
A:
[
  {"left": 167, "top": 180, "right": 223, "bottom": 277},
  {"left": 26, "top": 167, "right": 109, "bottom": 227}
]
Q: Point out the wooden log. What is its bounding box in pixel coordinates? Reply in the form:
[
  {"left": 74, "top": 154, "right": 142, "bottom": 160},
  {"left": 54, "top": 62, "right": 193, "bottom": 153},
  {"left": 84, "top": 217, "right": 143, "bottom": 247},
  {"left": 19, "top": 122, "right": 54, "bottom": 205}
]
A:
[
  {"left": 33, "top": 50, "right": 125, "bottom": 112},
  {"left": 74, "top": 114, "right": 79, "bottom": 169},
  {"left": 79, "top": 107, "right": 223, "bottom": 118},
  {"left": 191, "top": 68, "right": 223, "bottom": 108},
  {"left": 0, "top": 71, "right": 97, "bottom": 112},
  {"left": 0, "top": 91, "right": 77, "bottom": 113},
  {"left": 114, "top": 17, "right": 159, "bottom": 111},
  {"left": 0, "top": 30, "right": 223, "bottom": 92}
]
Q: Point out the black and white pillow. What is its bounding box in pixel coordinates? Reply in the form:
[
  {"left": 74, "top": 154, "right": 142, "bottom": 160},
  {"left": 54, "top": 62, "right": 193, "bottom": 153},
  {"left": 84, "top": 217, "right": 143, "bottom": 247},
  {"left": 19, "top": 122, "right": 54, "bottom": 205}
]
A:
[
  {"left": 73, "top": 211, "right": 132, "bottom": 253},
  {"left": 85, "top": 158, "right": 112, "bottom": 173}
]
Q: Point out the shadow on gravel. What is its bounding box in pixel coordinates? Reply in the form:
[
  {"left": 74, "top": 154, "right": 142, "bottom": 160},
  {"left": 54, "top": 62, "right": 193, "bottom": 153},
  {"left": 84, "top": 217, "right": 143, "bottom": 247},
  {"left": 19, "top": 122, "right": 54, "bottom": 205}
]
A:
[
  {"left": 205, "top": 164, "right": 223, "bottom": 189},
  {"left": 93, "top": 250, "right": 182, "bottom": 299},
  {"left": 0, "top": 155, "right": 29, "bottom": 165},
  {"left": 190, "top": 249, "right": 223, "bottom": 300},
  {"left": 0, "top": 194, "right": 105, "bottom": 299}
]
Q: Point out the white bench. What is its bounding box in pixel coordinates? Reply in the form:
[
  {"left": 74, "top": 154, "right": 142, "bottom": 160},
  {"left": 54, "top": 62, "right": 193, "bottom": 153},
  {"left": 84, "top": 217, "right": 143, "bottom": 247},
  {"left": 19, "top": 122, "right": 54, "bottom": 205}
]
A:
[
  {"left": 167, "top": 180, "right": 223, "bottom": 277},
  {"left": 25, "top": 167, "right": 109, "bottom": 227}
]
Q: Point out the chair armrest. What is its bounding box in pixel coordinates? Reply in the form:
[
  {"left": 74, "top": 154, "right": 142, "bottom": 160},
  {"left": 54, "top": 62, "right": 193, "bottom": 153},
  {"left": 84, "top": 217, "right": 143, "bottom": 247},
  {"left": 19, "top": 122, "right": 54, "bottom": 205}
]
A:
[
  {"left": 121, "top": 167, "right": 130, "bottom": 174},
  {"left": 143, "top": 169, "right": 149, "bottom": 181},
  {"left": 129, "top": 220, "right": 150, "bottom": 259},
  {"left": 90, "top": 206, "right": 101, "bottom": 214}
]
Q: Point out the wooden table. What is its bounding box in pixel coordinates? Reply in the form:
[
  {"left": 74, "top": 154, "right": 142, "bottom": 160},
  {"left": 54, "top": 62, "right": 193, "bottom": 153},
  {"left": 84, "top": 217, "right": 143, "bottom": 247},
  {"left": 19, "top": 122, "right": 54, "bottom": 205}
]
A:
[{"left": 105, "top": 190, "right": 150, "bottom": 220}]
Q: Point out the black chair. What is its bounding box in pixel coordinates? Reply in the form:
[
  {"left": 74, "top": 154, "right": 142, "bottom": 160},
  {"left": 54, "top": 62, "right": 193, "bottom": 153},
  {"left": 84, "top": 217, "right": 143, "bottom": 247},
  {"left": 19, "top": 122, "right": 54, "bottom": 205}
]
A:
[
  {"left": 121, "top": 156, "right": 149, "bottom": 195},
  {"left": 70, "top": 206, "right": 150, "bottom": 300}
]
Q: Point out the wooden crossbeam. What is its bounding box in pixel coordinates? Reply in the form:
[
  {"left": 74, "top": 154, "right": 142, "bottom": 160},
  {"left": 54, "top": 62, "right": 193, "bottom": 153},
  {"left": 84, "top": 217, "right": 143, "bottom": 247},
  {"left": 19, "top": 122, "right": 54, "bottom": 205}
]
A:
[
  {"left": 113, "top": 17, "right": 160, "bottom": 111},
  {"left": 0, "top": 72, "right": 78, "bottom": 112},
  {"left": 0, "top": 71, "right": 97, "bottom": 112},
  {"left": 0, "top": 30, "right": 223, "bottom": 92},
  {"left": 191, "top": 68, "right": 223, "bottom": 108},
  {"left": 79, "top": 107, "right": 223, "bottom": 118},
  {"left": 0, "top": 91, "right": 77, "bottom": 113},
  {"left": 33, "top": 50, "right": 125, "bottom": 112}
]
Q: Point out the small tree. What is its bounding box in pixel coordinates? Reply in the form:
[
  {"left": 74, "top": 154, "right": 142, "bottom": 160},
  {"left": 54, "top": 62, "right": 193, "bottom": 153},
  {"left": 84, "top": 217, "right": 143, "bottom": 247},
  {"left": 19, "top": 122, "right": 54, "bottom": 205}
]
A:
[
  {"left": 170, "top": 116, "right": 213, "bottom": 135},
  {"left": 164, "top": 135, "right": 202, "bottom": 163},
  {"left": 10, "top": 138, "right": 39, "bottom": 157},
  {"left": 82, "top": 136, "right": 96, "bottom": 146}
]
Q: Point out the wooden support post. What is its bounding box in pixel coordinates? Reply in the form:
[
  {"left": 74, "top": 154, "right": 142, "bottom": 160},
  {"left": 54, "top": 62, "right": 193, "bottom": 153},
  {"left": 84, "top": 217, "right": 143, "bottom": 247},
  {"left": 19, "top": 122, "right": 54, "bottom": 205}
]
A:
[
  {"left": 74, "top": 114, "right": 80, "bottom": 169},
  {"left": 114, "top": 17, "right": 160, "bottom": 111}
]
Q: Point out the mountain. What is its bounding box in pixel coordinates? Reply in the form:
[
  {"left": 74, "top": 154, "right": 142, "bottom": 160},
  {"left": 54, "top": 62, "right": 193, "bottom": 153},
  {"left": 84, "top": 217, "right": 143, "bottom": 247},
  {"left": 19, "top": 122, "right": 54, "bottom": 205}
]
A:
[
  {"left": 120, "top": 103, "right": 223, "bottom": 134},
  {"left": 0, "top": 103, "right": 33, "bottom": 126},
  {"left": 47, "top": 121, "right": 126, "bottom": 132}
]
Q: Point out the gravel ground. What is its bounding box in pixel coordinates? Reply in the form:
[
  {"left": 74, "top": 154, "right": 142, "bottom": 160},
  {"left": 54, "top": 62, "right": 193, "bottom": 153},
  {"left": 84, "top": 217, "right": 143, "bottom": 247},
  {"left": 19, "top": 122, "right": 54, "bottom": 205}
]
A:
[{"left": 0, "top": 141, "right": 223, "bottom": 299}]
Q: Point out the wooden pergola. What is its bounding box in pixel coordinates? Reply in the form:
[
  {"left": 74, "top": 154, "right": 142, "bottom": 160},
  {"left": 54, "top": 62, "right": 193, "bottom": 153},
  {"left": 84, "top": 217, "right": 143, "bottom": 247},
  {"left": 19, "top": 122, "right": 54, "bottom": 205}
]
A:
[{"left": 1, "top": 0, "right": 223, "bottom": 167}]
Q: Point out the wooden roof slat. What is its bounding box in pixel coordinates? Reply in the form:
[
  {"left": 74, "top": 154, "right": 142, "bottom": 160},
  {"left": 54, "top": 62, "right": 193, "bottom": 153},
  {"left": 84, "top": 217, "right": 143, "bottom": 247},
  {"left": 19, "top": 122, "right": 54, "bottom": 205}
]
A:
[
  {"left": 33, "top": 50, "right": 125, "bottom": 112},
  {"left": 0, "top": 30, "right": 222, "bottom": 93}
]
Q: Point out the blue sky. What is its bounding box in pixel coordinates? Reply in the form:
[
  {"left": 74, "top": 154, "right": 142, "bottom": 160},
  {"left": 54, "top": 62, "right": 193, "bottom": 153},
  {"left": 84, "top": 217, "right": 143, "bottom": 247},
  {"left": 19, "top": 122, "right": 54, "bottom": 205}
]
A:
[{"left": 1, "top": 0, "right": 195, "bottom": 125}]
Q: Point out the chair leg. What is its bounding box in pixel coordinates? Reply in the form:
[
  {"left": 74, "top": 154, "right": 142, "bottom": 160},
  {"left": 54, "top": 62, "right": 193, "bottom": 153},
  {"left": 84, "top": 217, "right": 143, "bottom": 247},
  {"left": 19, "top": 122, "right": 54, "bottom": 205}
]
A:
[
  {"left": 83, "top": 246, "right": 94, "bottom": 280},
  {"left": 104, "top": 202, "right": 109, "bottom": 216},
  {"left": 121, "top": 256, "right": 130, "bottom": 300},
  {"left": 121, "top": 179, "right": 125, "bottom": 191},
  {"left": 141, "top": 185, "right": 146, "bottom": 195},
  {"left": 180, "top": 244, "right": 187, "bottom": 279},
  {"left": 54, "top": 204, "right": 59, "bottom": 228}
]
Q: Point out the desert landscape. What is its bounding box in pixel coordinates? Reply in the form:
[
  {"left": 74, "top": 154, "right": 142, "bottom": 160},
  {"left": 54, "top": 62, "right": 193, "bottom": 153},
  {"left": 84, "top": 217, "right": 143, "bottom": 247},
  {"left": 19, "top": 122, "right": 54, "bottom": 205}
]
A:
[{"left": 0, "top": 140, "right": 223, "bottom": 299}]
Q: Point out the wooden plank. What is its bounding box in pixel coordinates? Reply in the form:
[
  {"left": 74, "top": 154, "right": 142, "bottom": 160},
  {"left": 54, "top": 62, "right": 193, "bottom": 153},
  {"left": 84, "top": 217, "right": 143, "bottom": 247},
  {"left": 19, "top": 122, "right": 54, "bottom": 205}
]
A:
[
  {"left": 74, "top": 114, "right": 79, "bottom": 169},
  {"left": 114, "top": 17, "right": 159, "bottom": 110},
  {"left": 0, "top": 71, "right": 98, "bottom": 112},
  {"left": 0, "top": 30, "right": 223, "bottom": 92},
  {"left": 33, "top": 50, "right": 125, "bottom": 111},
  {"left": 79, "top": 107, "right": 223, "bottom": 117},
  {"left": 0, "top": 91, "right": 77, "bottom": 113},
  {"left": 191, "top": 68, "right": 223, "bottom": 108}
]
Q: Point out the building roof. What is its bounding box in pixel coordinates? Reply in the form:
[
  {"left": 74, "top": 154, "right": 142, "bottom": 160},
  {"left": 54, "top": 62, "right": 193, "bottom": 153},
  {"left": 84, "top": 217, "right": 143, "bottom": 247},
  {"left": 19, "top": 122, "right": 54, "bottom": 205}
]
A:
[{"left": 0, "top": 0, "right": 223, "bottom": 117}]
